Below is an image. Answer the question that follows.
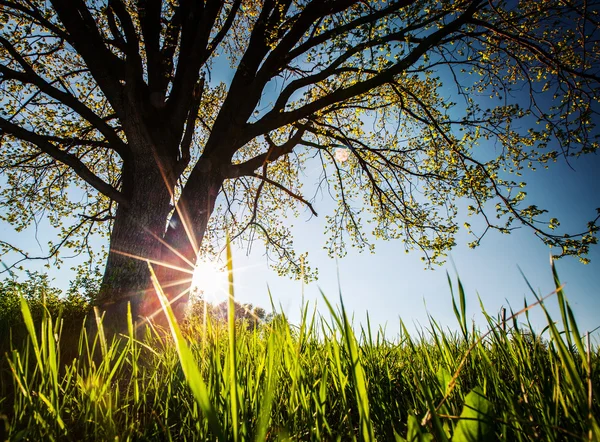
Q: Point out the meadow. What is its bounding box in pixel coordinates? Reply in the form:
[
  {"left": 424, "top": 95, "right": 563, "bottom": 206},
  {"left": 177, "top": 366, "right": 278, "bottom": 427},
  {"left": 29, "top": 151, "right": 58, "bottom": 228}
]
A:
[{"left": 0, "top": 260, "right": 598, "bottom": 441}]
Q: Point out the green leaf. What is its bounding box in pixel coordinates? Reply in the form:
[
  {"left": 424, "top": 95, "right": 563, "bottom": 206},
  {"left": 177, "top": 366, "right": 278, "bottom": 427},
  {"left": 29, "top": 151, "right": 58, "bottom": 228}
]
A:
[
  {"left": 437, "top": 367, "right": 452, "bottom": 396},
  {"left": 394, "top": 429, "right": 408, "bottom": 442},
  {"left": 406, "top": 415, "right": 434, "bottom": 442},
  {"left": 226, "top": 235, "right": 239, "bottom": 442},
  {"left": 452, "top": 387, "right": 493, "bottom": 442}
]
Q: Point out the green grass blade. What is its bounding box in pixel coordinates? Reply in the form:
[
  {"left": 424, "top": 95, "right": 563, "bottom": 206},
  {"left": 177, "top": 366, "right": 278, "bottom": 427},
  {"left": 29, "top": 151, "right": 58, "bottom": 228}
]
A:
[
  {"left": 339, "top": 296, "right": 374, "bottom": 442},
  {"left": 93, "top": 306, "right": 108, "bottom": 358},
  {"left": 551, "top": 258, "right": 573, "bottom": 348},
  {"left": 148, "top": 262, "right": 224, "bottom": 439},
  {"left": 255, "top": 332, "right": 278, "bottom": 442},
  {"left": 19, "top": 294, "right": 42, "bottom": 369},
  {"left": 226, "top": 235, "right": 239, "bottom": 442}
]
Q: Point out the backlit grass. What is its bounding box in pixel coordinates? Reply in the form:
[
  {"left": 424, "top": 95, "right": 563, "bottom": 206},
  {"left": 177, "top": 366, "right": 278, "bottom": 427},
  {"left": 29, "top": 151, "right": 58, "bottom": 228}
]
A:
[{"left": 0, "top": 259, "right": 598, "bottom": 441}]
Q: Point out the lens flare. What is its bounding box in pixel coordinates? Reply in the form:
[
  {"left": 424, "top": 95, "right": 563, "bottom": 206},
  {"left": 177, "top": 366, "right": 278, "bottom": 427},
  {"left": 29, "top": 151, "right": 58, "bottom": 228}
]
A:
[{"left": 191, "top": 260, "right": 228, "bottom": 302}]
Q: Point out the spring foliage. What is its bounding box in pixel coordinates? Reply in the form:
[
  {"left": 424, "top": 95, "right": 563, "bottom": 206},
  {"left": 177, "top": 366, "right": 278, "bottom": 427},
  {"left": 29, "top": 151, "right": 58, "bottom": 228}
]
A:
[{"left": 0, "top": 0, "right": 599, "bottom": 284}]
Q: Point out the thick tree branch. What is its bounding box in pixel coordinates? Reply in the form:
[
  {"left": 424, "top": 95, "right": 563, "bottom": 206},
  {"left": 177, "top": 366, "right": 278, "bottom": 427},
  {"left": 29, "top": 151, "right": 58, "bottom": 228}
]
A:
[
  {"left": 157, "top": 5, "right": 181, "bottom": 93},
  {"left": 215, "top": 0, "right": 357, "bottom": 138},
  {"left": 0, "top": 37, "right": 128, "bottom": 157},
  {"left": 205, "top": 0, "right": 243, "bottom": 59},
  {"left": 200, "top": 0, "right": 276, "bottom": 151},
  {"left": 49, "top": 0, "right": 126, "bottom": 112},
  {"left": 0, "top": 117, "right": 129, "bottom": 207},
  {"left": 174, "top": 77, "right": 205, "bottom": 177},
  {"left": 108, "top": 0, "right": 143, "bottom": 74},
  {"left": 105, "top": 7, "right": 128, "bottom": 53},
  {"left": 246, "top": 0, "right": 484, "bottom": 138},
  {"left": 138, "top": 0, "right": 163, "bottom": 91},
  {"left": 22, "top": 134, "right": 111, "bottom": 149},
  {"left": 167, "top": 0, "right": 222, "bottom": 128}
]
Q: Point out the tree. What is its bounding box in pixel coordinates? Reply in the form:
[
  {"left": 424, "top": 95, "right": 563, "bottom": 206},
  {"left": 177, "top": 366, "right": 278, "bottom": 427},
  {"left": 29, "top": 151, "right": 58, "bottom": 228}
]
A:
[
  {"left": 0, "top": 271, "right": 90, "bottom": 353},
  {"left": 1, "top": 0, "right": 598, "bottom": 328},
  {"left": 187, "top": 298, "right": 267, "bottom": 331}
]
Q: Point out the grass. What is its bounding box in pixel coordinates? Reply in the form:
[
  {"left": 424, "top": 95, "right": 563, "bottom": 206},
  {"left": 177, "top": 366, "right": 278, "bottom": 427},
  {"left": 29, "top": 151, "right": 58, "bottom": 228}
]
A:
[{"left": 0, "top": 258, "right": 599, "bottom": 441}]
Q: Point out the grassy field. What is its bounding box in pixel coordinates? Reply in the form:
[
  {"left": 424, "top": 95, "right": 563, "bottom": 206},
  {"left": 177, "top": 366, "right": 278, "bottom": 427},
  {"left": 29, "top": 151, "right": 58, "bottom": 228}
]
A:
[{"left": 0, "top": 259, "right": 599, "bottom": 441}]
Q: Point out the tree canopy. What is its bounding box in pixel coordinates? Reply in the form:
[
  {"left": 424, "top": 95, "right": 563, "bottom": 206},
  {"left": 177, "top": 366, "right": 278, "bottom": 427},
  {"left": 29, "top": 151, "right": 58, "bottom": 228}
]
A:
[
  {"left": 187, "top": 298, "right": 268, "bottom": 330},
  {"left": 0, "top": 0, "right": 598, "bottom": 322}
]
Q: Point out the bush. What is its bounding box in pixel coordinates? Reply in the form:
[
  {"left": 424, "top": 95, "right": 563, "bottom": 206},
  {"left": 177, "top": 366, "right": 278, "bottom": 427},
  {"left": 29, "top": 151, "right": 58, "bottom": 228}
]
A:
[
  {"left": 185, "top": 298, "right": 270, "bottom": 332},
  {"left": 0, "top": 272, "right": 90, "bottom": 331}
]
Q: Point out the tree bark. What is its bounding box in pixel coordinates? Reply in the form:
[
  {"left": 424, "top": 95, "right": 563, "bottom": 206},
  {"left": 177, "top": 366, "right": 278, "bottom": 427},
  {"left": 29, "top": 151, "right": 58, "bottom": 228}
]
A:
[
  {"left": 95, "top": 152, "right": 225, "bottom": 333},
  {"left": 96, "top": 153, "right": 174, "bottom": 333},
  {"left": 152, "top": 157, "right": 225, "bottom": 326}
]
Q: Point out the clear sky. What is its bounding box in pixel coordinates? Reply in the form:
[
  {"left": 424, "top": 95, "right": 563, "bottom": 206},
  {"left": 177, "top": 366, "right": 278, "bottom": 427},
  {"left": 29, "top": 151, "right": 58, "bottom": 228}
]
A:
[
  {"left": 4, "top": 145, "right": 598, "bottom": 341},
  {"left": 224, "top": 149, "right": 600, "bottom": 340},
  {"left": 1, "top": 12, "right": 599, "bottom": 341}
]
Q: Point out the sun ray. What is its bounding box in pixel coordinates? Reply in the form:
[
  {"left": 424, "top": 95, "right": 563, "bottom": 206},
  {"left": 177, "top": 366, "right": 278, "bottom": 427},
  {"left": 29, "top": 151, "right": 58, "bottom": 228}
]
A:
[
  {"left": 139, "top": 264, "right": 193, "bottom": 329},
  {"left": 134, "top": 277, "right": 195, "bottom": 294},
  {"left": 113, "top": 250, "right": 194, "bottom": 274},
  {"left": 139, "top": 288, "right": 192, "bottom": 329},
  {"left": 154, "top": 157, "right": 201, "bottom": 258},
  {"left": 142, "top": 227, "right": 196, "bottom": 269},
  {"left": 120, "top": 277, "right": 193, "bottom": 299},
  {"left": 146, "top": 148, "right": 201, "bottom": 263},
  {"left": 171, "top": 202, "right": 200, "bottom": 258}
]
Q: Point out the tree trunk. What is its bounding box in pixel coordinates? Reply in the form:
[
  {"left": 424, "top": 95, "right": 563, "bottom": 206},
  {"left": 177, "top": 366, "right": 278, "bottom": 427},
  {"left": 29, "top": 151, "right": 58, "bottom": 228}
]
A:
[
  {"left": 153, "top": 157, "right": 224, "bottom": 325},
  {"left": 95, "top": 154, "right": 224, "bottom": 334},
  {"left": 96, "top": 156, "right": 174, "bottom": 333}
]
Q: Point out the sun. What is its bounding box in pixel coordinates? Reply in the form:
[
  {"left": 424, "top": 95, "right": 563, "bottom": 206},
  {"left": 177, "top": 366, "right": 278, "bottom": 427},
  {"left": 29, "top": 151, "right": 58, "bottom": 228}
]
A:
[{"left": 190, "top": 260, "right": 227, "bottom": 302}]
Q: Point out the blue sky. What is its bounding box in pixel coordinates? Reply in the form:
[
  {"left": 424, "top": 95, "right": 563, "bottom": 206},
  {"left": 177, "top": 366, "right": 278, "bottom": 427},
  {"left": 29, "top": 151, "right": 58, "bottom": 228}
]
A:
[
  {"left": 6, "top": 147, "right": 597, "bottom": 341},
  {"left": 224, "top": 149, "right": 600, "bottom": 339},
  {"left": 1, "top": 56, "right": 599, "bottom": 339},
  {"left": 1, "top": 7, "right": 599, "bottom": 340},
  {"left": 194, "top": 35, "right": 600, "bottom": 339}
]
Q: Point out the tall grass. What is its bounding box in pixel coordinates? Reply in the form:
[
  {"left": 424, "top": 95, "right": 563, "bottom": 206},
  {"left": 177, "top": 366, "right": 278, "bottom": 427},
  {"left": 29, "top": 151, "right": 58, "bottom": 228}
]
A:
[{"left": 1, "top": 259, "right": 599, "bottom": 441}]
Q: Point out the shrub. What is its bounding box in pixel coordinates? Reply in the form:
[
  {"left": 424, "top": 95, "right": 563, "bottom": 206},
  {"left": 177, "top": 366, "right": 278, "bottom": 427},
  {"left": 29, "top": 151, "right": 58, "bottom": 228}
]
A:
[{"left": 0, "top": 272, "right": 90, "bottom": 334}]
